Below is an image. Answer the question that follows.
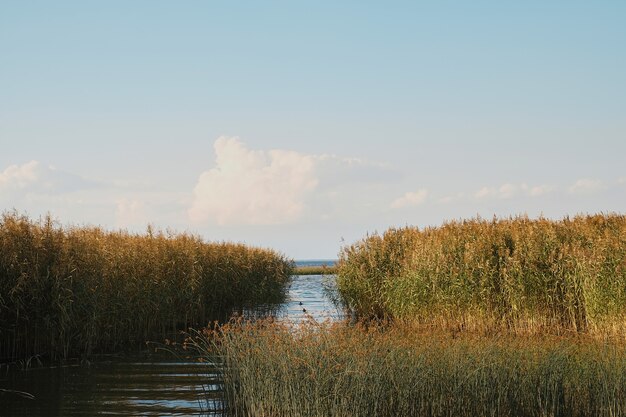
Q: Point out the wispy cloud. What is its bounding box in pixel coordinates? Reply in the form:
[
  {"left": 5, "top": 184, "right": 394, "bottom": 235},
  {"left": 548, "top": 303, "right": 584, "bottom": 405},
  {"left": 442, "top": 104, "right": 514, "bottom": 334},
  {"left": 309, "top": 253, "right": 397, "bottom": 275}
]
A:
[
  {"left": 474, "top": 182, "right": 555, "bottom": 200},
  {"left": 390, "top": 189, "right": 429, "bottom": 209},
  {"left": 521, "top": 183, "right": 554, "bottom": 197},
  {"left": 568, "top": 178, "right": 605, "bottom": 195},
  {"left": 0, "top": 160, "right": 97, "bottom": 194},
  {"left": 0, "top": 161, "right": 42, "bottom": 190},
  {"left": 315, "top": 154, "right": 399, "bottom": 186},
  {"left": 475, "top": 183, "right": 518, "bottom": 200}
]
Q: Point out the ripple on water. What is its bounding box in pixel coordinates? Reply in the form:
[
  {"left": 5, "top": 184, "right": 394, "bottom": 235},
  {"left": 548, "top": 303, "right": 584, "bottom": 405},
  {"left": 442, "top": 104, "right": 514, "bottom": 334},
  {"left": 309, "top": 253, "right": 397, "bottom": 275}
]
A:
[
  {"left": 1, "top": 274, "right": 339, "bottom": 416},
  {"left": 279, "top": 274, "right": 342, "bottom": 323}
]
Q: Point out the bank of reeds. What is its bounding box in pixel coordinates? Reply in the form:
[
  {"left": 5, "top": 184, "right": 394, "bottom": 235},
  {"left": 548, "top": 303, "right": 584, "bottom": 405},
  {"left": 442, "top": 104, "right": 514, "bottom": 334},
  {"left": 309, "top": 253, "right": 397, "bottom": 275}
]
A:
[
  {"left": 294, "top": 265, "right": 337, "bottom": 276},
  {"left": 200, "top": 319, "right": 626, "bottom": 417},
  {"left": 336, "top": 214, "right": 626, "bottom": 335},
  {"left": 0, "top": 212, "right": 292, "bottom": 361}
]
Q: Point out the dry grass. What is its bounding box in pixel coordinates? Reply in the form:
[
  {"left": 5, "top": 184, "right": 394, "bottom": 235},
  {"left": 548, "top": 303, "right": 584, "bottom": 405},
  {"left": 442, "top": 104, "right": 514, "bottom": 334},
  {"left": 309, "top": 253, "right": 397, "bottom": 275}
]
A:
[
  {"left": 0, "top": 212, "right": 292, "bottom": 361},
  {"left": 198, "top": 319, "right": 626, "bottom": 417},
  {"left": 336, "top": 214, "right": 626, "bottom": 336}
]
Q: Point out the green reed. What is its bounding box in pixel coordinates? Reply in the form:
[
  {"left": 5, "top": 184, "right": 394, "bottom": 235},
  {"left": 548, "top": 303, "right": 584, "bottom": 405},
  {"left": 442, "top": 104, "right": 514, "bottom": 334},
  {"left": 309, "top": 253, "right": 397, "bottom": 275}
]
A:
[
  {"left": 336, "top": 214, "right": 626, "bottom": 334},
  {"left": 0, "top": 212, "right": 292, "bottom": 361},
  {"left": 200, "top": 319, "right": 626, "bottom": 417}
]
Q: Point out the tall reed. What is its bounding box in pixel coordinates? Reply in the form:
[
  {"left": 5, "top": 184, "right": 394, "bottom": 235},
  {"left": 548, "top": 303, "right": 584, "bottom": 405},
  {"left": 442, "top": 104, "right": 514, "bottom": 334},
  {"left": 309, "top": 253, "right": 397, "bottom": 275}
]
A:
[
  {"left": 336, "top": 214, "right": 626, "bottom": 334},
  {"left": 202, "top": 319, "right": 626, "bottom": 417},
  {"left": 0, "top": 212, "right": 292, "bottom": 361}
]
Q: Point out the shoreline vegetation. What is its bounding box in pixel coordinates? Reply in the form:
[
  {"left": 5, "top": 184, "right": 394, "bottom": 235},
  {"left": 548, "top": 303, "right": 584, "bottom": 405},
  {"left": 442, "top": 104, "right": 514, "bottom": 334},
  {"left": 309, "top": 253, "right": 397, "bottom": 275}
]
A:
[
  {"left": 0, "top": 212, "right": 292, "bottom": 362},
  {"left": 203, "top": 319, "right": 626, "bottom": 417},
  {"left": 3, "top": 211, "right": 625, "bottom": 415},
  {"left": 293, "top": 264, "right": 338, "bottom": 275},
  {"left": 195, "top": 213, "right": 626, "bottom": 416},
  {"left": 336, "top": 213, "right": 626, "bottom": 336}
]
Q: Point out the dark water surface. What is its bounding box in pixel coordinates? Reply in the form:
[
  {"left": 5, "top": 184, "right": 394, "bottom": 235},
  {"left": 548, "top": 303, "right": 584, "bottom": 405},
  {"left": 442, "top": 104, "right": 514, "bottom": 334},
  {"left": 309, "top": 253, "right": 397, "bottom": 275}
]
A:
[
  {"left": 1, "top": 355, "right": 222, "bottom": 416},
  {"left": 1, "top": 274, "right": 337, "bottom": 416}
]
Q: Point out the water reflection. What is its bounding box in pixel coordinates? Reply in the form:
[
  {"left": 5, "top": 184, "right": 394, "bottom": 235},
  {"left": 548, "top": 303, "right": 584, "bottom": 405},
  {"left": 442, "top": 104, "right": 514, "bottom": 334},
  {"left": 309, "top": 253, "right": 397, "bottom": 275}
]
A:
[
  {"left": 279, "top": 274, "right": 341, "bottom": 323},
  {"left": 1, "top": 354, "right": 222, "bottom": 416},
  {"left": 1, "top": 274, "right": 337, "bottom": 416}
]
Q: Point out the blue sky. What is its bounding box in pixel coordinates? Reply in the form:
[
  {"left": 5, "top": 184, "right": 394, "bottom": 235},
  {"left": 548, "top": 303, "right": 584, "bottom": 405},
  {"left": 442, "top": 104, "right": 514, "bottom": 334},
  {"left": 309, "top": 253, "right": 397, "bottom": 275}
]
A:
[{"left": 1, "top": 1, "right": 625, "bottom": 258}]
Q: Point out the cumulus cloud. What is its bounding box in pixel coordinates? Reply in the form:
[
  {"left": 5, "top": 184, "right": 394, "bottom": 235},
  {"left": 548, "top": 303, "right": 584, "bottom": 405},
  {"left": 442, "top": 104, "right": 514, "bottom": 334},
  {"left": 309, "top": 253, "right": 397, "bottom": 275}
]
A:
[
  {"left": 189, "top": 137, "right": 319, "bottom": 225},
  {"left": 390, "top": 189, "right": 429, "bottom": 209},
  {"left": 568, "top": 179, "right": 605, "bottom": 195}
]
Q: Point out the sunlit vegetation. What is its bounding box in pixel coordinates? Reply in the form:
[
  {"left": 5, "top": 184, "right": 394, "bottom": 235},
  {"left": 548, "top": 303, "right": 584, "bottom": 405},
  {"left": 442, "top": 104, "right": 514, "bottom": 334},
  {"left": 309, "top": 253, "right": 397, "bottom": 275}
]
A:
[
  {"left": 336, "top": 214, "right": 626, "bottom": 335},
  {"left": 293, "top": 265, "right": 337, "bottom": 276},
  {"left": 198, "top": 319, "right": 626, "bottom": 417},
  {"left": 0, "top": 212, "right": 292, "bottom": 361},
  {"left": 191, "top": 213, "right": 626, "bottom": 416}
]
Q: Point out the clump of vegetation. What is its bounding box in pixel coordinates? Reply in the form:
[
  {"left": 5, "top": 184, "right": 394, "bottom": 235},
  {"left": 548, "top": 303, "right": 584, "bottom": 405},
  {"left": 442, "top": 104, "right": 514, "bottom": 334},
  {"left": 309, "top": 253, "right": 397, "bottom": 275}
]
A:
[
  {"left": 201, "top": 319, "right": 626, "bottom": 417},
  {"left": 336, "top": 214, "right": 626, "bottom": 335},
  {"left": 0, "top": 212, "right": 292, "bottom": 361},
  {"left": 293, "top": 265, "right": 337, "bottom": 276}
]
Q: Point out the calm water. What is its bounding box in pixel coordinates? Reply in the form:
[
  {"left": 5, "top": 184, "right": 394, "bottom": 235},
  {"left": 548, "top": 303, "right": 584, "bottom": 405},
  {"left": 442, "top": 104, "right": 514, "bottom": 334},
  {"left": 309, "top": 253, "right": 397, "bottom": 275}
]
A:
[
  {"left": 1, "top": 356, "right": 222, "bottom": 417},
  {"left": 0, "top": 273, "right": 338, "bottom": 416}
]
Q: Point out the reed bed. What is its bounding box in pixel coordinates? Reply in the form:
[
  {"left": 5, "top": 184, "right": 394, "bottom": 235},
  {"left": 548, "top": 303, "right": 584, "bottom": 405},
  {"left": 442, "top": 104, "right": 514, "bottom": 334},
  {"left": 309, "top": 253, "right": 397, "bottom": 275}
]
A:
[
  {"left": 201, "top": 319, "right": 626, "bottom": 417},
  {"left": 336, "top": 214, "right": 626, "bottom": 335},
  {"left": 294, "top": 265, "right": 338, "bottom": 276},
  {"left": 0, "top": 212, "right": 292, "bottom": 361}
]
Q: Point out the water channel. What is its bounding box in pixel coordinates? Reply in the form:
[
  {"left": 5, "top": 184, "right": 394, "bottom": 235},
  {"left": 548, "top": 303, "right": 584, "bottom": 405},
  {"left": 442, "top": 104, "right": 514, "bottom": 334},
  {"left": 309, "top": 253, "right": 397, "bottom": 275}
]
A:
[{"left": 0, "top": 273, "right": 340, "bottom": 416}]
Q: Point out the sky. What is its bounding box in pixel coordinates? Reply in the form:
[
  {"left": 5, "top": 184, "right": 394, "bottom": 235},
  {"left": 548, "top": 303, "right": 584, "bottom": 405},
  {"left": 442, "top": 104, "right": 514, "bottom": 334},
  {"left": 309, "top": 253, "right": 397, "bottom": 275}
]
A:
[{"left": 1, "top": 1, "right": 625, "bottom": 259}]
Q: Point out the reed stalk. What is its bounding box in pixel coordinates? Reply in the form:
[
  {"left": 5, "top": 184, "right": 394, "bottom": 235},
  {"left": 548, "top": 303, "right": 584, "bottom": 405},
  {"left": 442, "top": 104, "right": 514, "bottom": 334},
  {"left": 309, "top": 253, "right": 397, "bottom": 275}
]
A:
[
  {"left": 201, "top": 319, "right": 626, "bottom": 417},
  {"left": 0, "top": 212, "right": 292, "bottom": 361},
  {"left": 336, "top": 214, "right": 626, "bottom": 335}
]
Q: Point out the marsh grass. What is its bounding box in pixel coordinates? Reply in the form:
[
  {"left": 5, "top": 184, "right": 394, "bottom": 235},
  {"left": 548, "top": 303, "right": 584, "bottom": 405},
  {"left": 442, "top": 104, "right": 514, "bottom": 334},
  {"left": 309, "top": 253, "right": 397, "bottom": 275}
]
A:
[
  {"left": 201, "top": 319, "right": 626, "bottom": 417},
  {"left": 293, "top": 265, "right": 338, "bottom": 276},
  {"left": 336, "top": 214, "right": 626, "bottom": 335},
  {"left": 0, "top": 212, "right": 292, "bottom": 361}
]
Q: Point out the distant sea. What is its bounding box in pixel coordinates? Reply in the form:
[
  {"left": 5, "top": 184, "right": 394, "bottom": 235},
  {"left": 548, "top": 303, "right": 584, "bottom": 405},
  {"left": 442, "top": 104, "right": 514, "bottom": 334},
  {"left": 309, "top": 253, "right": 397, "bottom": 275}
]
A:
[{"left": 294, "top": 259, "right": 337, "bottom": 268}]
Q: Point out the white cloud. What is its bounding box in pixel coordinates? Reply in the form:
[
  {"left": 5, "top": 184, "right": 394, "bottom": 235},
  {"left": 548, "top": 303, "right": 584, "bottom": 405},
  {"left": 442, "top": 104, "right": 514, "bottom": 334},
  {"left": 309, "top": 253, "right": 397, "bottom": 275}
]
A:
[
  {"left": 476, "top": 182, "right": 555, "bottom": 200},
  {"left": 568, "top": 179, "right": 605, "bottom": 195},
  {"left": 618, "top": 177, "right": 626, "bottom": 185},
  {"left": 390, "top": 189, "right": 429, "bottom": 209},
  {"left": 498, "top": 183, "right": 517, "bottom": 199},
  {"left": 521, "top": 183, "right": 554, "bottom": 197},
  {"left": 475, "top": 186, "right": 495, "bottom": 199},
  {"left": 0, "top": 160, "right": 40, "bottom": 189},
  {"left": 474, "top": 183, "right": 517, "bottom": 199},
  {"left": 0, "top": 160, "right": 96, "bottom": 194},
  {"left": 189, "top": 137, "right": 319, "bottom": 225}
]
